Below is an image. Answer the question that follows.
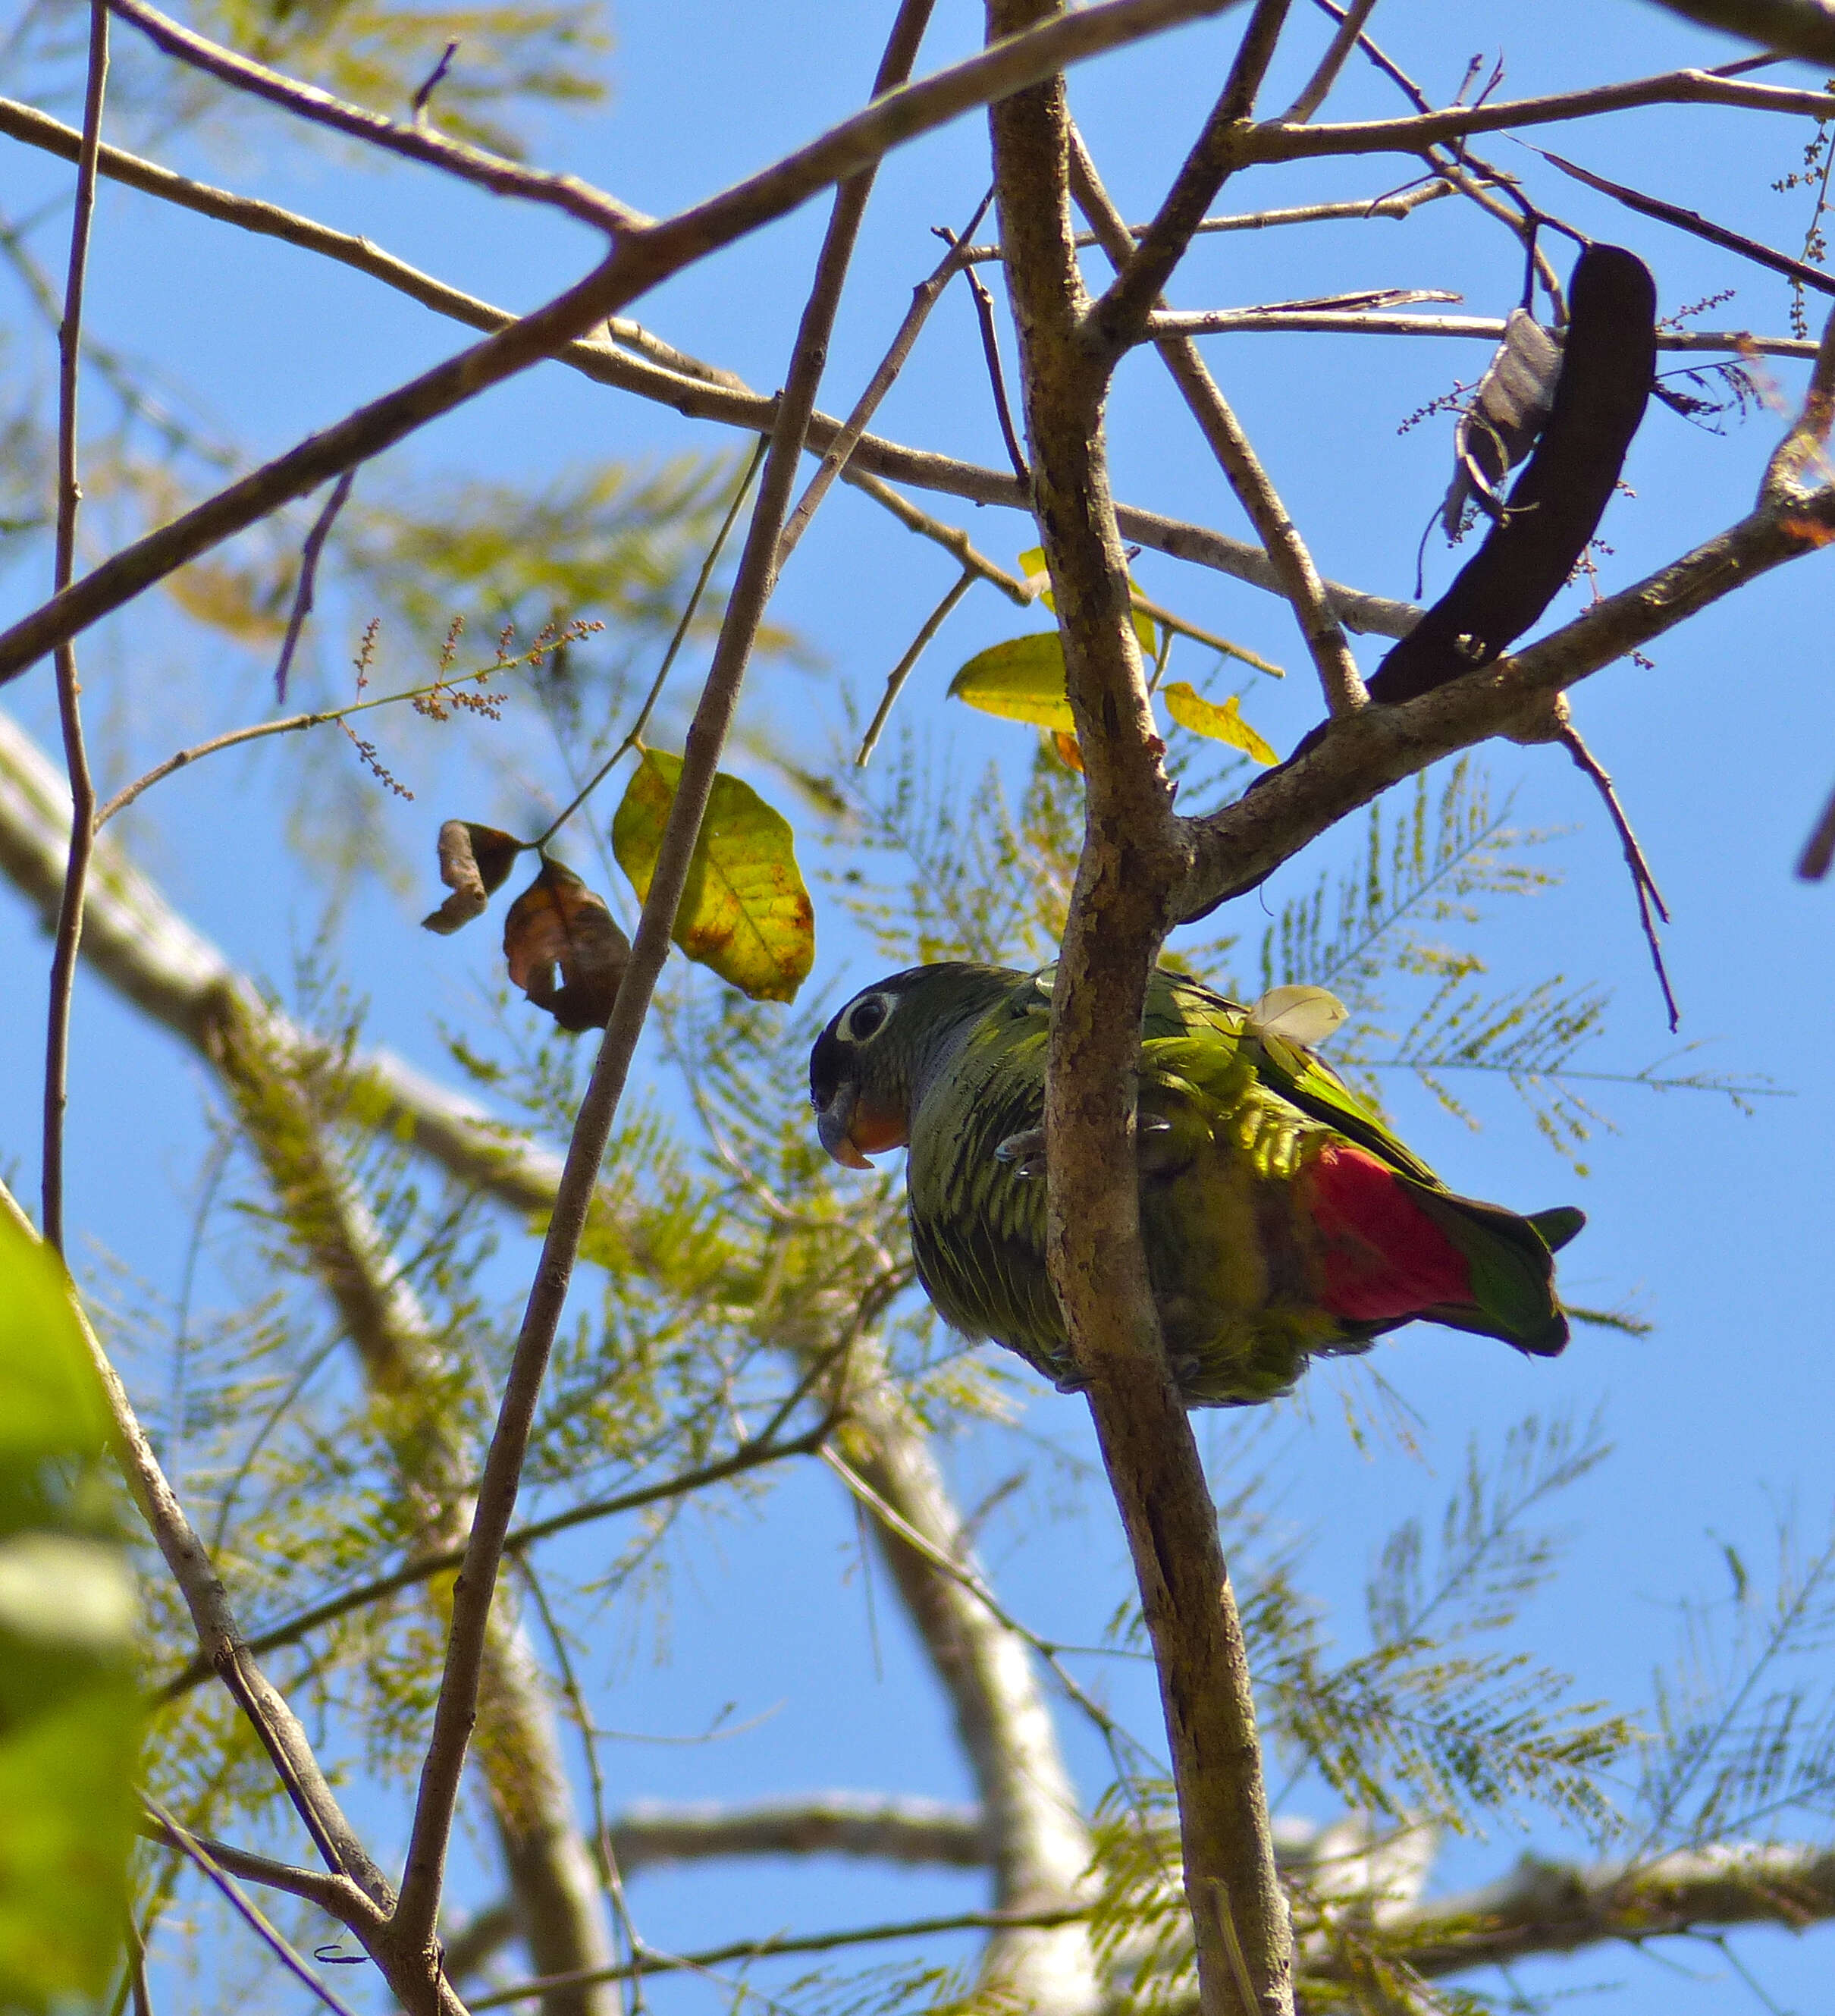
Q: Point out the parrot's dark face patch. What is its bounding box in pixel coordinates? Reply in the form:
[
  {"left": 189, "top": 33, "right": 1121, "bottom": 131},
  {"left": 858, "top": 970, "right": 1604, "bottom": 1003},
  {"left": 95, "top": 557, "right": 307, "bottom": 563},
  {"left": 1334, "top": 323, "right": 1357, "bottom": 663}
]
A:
[{"left": 810, "top": 975, "right": 923, "bottom": 1167}]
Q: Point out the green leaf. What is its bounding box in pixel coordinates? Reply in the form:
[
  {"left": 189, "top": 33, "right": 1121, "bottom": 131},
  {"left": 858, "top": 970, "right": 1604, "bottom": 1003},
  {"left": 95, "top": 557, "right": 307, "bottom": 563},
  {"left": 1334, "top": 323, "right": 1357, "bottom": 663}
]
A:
[
  {"left": 611, "top": 749, "right": 815, "bottom": 1003},
  {"left": 1163, "top": 681, "right": 1280, "bottom": 765},
  {"left": 0, "top": 1207, "right": 140, "bottom": 2009},
  {"left": 948, "top": 633, "right": 1075, "bottom": 733}
]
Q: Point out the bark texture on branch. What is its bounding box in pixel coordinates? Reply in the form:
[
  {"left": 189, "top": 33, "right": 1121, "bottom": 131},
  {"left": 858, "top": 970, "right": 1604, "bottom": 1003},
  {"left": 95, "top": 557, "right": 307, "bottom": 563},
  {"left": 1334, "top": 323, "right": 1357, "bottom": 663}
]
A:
[{"left": 985, "top": 6, "right": 1293, "bottom": 2012}]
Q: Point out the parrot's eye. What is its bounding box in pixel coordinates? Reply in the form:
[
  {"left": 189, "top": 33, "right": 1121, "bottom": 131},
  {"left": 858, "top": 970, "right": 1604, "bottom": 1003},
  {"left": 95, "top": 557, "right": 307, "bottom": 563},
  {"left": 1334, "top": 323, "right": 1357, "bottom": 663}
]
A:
[{"left": 839, "top": 992, "right": 892, "bottom": 1043}]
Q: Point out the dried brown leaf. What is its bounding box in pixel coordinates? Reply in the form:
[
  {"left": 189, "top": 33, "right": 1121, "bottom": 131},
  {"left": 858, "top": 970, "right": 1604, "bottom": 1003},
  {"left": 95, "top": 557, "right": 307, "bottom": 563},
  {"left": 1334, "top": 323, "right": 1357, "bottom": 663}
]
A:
[{"left": 502, "top": 859, "right": 631, "bottom": 1032}]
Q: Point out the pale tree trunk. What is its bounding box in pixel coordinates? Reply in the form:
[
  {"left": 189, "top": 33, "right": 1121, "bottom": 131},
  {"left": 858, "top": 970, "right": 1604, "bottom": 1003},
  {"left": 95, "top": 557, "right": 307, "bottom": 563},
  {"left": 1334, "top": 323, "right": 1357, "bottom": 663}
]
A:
[
  {"left": 0, "top": 712, "right": 618, "bottom": 2014},
  {"left": 836, "top": 1357, "right": 1101, "bottom": 2013}
]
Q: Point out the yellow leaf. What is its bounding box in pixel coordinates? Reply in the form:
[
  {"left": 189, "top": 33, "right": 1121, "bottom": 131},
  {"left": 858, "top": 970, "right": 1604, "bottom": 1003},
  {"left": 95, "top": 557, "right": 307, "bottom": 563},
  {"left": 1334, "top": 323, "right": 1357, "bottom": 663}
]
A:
[
  {"left": 1248, "top": 984, "right": 1348, "bottom": 1049},
  {"left": 611, "top": 751, "right": 814, "bottom": 1003},
  {"left": 1049, "top": 730, "right": 1084, "bottom": 773},
  {"left": 1018, "top": 545, "right": 1052, "bottom": 611},
  {"left": 947, "top": 634, "right": 1074, "bottom": 733},
  {"left": 1020, "top": 545, "right": 1156, "bottom": 653},
  {"left": 1162, "top": 682, "right": 1279, "bottom": 765}
]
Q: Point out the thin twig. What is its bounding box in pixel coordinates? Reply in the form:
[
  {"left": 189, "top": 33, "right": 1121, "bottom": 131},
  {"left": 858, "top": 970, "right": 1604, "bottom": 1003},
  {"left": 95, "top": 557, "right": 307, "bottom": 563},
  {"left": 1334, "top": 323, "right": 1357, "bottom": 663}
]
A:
[
  {"left": 0, "top": 0, "right": 1249, "bottom": 690},
  {"left": 1238, "top": 64, "right": 1835, "bottom": 167},
  {"left": 272, "top": 469, "right": 354, "bottom": 702},
  {"left": 142, "top": 1798, "right": 367, "bottom": 2016},
  {"left": 1534, "top": 145, "right": 1835, "bottom": 298},
  {"left": 1087, "top": 0, "right": 1294, "bottom": 354},
  {"left": 604, "top": 317, "right": 746, "bottom": 389},
  {"left": 1796, "top": 780, "right": 1835, "bottom": 880},
  {"left": 41, "top": 0, "right": 108, "bottom": 1257},
  {"left": 107, "top": 0, "right": 645, "bottom": 232},
  {"left": 857, "top": 568, "right": 976, "bottom": 764},
  {"left": 956, "top": 177, "right": 1454, "bottom": 259},
  {"left": 0, "top": 1181, "right": 396, "bottom": 1918},
  {"left": 845, "top": 467, "right": 1033, "bottom": 602},
  {"left": 820, "top": 1446, "right": 1122, "bottom": 1741},
  {"left": 1281, "top": 0, "right": 1376, "bottom": 123},
  {"left": 1559, "top": 721, "right": 1681, "bottom": 1033},
  {"left": 778, "top": 187, "right": 994, "bottom": 565},
  {"left": 1072, "top": 126, "right": 1368, "bottom": 717},
  {"left": 468, "top": 1905, "right": 1093, "bottom": 2009},
  {"left": 946, "top": 225, "right": 1030, "bottom": 479},
  {"left": 409, "top": 38, "right": 459, "bottom": 128},
  {"left": 0, "top": 95, "right": 1414, "bottom": 628},
  {"left": 1306, "top": 0, "right": 1567, "bottom": 308},
  {"left": 534, "top": 434, "right": 767, "bottom": 849},
  {"left": 95, "top": 642, "right": 558, "bottom": 830},
  {"left": 1145, "top": 307, "right": 1818, "bottom": 356},
  {"left": 388, "top": 0, "right": 943, "bottom": 1954},
  {"left": 136, "top": 1819, "right": 369, "bottom": 1917},
  {"left": 156, "top": 1412, "right": 836, "bottom": 1700}
]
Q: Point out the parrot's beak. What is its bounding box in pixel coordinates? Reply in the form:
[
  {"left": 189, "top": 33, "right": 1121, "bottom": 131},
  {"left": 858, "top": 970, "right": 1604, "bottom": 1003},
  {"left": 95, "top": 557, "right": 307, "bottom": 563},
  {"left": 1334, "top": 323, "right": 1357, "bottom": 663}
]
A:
[{"left": 816, "top": 1085, "right": 873, "bottom": 1169}]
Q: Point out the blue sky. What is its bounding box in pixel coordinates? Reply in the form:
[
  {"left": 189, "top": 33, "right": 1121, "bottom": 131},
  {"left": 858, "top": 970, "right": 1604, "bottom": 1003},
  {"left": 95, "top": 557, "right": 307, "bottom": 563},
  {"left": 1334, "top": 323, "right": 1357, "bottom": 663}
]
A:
[{"left": 2, "top": 2, "right": 1833, "bottom": 2010}]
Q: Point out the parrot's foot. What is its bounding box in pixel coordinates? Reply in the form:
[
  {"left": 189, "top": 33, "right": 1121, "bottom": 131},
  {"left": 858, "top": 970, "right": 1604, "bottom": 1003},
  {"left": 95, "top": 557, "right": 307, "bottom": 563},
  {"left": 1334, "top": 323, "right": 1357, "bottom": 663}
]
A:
[
  {"left": 994, "top": 1128, "right": 1046, "bottom": 1179},
  {"left": 1051, "top": 1369, "right": 1091, "bottom": 1393}
]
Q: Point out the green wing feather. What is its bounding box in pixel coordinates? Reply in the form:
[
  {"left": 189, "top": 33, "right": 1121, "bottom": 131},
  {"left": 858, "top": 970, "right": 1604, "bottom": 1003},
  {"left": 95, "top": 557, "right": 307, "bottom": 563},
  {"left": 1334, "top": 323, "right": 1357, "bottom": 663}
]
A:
[{"left": 891, "top": 962, "right": 1579, "bottom": 1402}]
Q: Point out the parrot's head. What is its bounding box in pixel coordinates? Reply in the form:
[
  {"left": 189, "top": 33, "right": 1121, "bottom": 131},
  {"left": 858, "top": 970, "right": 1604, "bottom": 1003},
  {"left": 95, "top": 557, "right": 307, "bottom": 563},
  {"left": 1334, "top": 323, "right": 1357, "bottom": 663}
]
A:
[{"left": 810, "top": 962, "right": 1016, "bottom": 1170}]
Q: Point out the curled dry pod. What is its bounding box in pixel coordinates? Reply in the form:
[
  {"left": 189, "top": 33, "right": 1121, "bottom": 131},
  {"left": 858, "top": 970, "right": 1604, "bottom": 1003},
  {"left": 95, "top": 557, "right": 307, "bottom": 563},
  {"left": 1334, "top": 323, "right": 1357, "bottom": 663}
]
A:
[
  {"left": 422, "top": 821, "right": 522, "bottom": 934},
  {"left": 1372, "top": 243, "right": 1657, "bottom": 706},
  {"left": 503, "top": 858, "right": 632, "bottom": 1033},
  {"left": 1441, "top": 307, "right": 1564, "bottom": 537}
]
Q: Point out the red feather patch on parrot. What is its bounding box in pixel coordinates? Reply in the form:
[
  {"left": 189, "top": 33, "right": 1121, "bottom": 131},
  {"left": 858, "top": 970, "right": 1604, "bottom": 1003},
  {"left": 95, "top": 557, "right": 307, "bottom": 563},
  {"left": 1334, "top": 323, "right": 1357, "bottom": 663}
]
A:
[{"left": 1301, "top": 1144, "right": 1473, "bottom": 1321}]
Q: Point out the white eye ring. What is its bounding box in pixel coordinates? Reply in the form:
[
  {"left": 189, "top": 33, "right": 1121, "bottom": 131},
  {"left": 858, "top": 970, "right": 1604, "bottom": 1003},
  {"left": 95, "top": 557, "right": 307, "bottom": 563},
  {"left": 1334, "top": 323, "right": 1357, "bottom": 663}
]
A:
[{"left": 839, "top": 991, "right": 893, "bottom": 1043}]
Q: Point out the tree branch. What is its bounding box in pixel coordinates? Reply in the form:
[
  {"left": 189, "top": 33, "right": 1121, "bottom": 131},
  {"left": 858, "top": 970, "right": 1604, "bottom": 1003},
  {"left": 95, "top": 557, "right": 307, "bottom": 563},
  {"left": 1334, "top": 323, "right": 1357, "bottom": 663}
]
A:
[
  {"left": 1084, "top": 0, "right": 1292, "bottom": 355},
  {"left": 143, "top": 1798, "right": 372, "bottom": 2016},
  {"left": 1071, "top": 128, "right": 1366, "bottom": 716},
  {"left": 1236, "top": 67, "right": 1835, "bottom": 168},
  {"left": 1175, "top": 401, "right": 1835, "bottom": 922},
  {"left": 466, "top": 1905, "right": 1096, "bottom": 2010},
  {"left": 40, "top": 0, "right": 107, "bottom": 1255},
  {"left": 0, "top": 0, "right": 1247, "bottom": 689},
  {"left": 138, "top": 1817, "right": 373, "bottom": 1920},
  {"left": 390, "top": 0, "right": 946, "bottom": 1956},
  {"left": 0, "top": 93, "right": 1416, "bottom": 628},
  {"left": 987, "top": 10, "right": 1291, "bottom": 2012},
  {"left": 1280, "top": 0, "right": 1375, "bottom": 123},
  {"left": 1329, "top": 1842, "right": 1835, "bottom": 1983},
  {"left": 105, "top": 0, "right": 648, "bottom": 232},
  {"left": 1144, "top": 309, "right": 1818, "bottom": 356}
]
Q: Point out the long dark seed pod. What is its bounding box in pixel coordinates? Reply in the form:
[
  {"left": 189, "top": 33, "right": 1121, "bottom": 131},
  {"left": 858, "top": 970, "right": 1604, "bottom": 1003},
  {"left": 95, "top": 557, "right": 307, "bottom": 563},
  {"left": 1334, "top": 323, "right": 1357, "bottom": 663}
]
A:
[{"left": 1370, "top": 244, "right": 1657, "bottom": 705}]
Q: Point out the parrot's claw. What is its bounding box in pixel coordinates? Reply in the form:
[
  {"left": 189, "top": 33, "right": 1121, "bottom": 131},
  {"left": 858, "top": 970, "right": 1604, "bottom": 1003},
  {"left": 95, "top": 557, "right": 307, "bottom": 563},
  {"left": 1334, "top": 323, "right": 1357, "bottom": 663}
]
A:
[
  {"left": 994, "top": 1128, "right": 1046, "bottom": 1179},
  {"left": 1051, "top": 1368, "right": 1092, "bottom": 1393}
]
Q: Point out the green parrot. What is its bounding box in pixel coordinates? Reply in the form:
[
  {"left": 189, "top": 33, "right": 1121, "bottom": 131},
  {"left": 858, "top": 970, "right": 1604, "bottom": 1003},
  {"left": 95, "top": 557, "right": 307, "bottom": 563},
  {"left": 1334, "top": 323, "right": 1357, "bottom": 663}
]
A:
[{"left": 809, "top": 962, "right": 1584, "bottom": 1407}]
